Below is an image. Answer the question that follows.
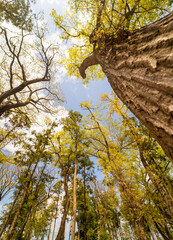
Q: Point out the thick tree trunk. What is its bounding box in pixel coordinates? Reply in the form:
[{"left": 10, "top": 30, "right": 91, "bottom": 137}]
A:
[{"left": 80, "top": 12, "right": 173, "bottom": 162}]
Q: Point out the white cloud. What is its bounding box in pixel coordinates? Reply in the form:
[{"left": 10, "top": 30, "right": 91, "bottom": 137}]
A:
[
  {"left": 40, "top": 0, "right": 61, "bottom": 5},
  {"left": 48, "top": 0, "right": 61, "bottom": 4}
]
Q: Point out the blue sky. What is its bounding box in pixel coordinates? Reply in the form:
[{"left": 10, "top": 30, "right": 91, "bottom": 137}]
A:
[
  {"left": 31, "top": 2, "right": 109, "bottom": 239},
  {"left": 32, "top": 0, "right": 112, "bottom": 113}
]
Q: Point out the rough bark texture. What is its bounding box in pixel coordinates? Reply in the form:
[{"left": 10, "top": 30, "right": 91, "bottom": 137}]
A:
[{"left": 79, "top": 12, "right": 173, "bottom": 162}]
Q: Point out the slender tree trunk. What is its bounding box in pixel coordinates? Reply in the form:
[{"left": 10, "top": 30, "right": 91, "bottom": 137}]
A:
[
  {"left": 62, "top": 225, "right": 66, "bottom": 240},
  {"left": 78, "top": 221, "right": 80, "bottom": 240},
  {"left": 107, "top": 223, "right": 114, "bottom": 240},
  {"left": 148, "top": 225, "right": 157, "bottom": 240},
  {"left": 6, "top": 160, "right": 39, "bottom": 240},
  {"left": 55, "top": 174, "right": 70, "bottom": 240},
  {"left": 48, "top": 220, "right": 52, "bottom": 240},
  {"left": 90, "top": 109, "right": 148, "bottom": 240},
  {"left": 0, "top": 185, "right": 22, "bottom": 238},
  {"left": 52, "top": 218, "right": 57, "bottom": 240},
  {"left": 18, "top": 163, "right": 47, "bottom": 239},
  {"left": 52, "top": 206, "right": 58, "bottom": 240},
  {"left": 139, "top": 148, "right": 173, "bottom": 215},
  {"left": 80, "top": 12, "right": 173, "bottom": 162},
  {"left": 151, "top": 156, "right": 173, "bottom": 195},
  {"left": 25, "top": 214, "right": 32, "bottom": 240},
  {"left": 71, "top": 144, "right": 78, "bottom": 240},
  {"left": 0, "top": 165, "right": 32, "bottom": 238},
  {"left": 18, "top": 208, "right": 31, "bottom": 240},
  {"left": 68, "top": 218, "right": 72, "bottom": 240},
  {"left": 6, "top": 183, "right": 29, "bottom": 240},
  {"left": 83, "top": 165, "right": 87, "bottom": 240},
  {"left": 154, "top": 221, "right": 171, "bottom": 240}
]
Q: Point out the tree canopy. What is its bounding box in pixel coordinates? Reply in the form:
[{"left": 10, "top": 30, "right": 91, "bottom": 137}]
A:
[
  {"left": 0, "top": 1, "right": 173, "bottom": 240},
  {"left": 51, "top": 0, "right": 172, "bottom": 82},
  {"left": 0, "top": 0, "right": 35, "bottom": 30}
]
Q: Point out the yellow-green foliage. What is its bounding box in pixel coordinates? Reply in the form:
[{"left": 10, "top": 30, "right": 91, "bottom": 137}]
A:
[{"left": 51, "top": 0, "right": 172, "bottom": 83}]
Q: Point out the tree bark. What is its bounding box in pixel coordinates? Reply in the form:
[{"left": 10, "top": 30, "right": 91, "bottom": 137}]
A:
[
  {"left": 48, "top": 220, "right": 52, "bottom": 240},
  {"left": 68, "top": 218, "right": 72, "bottom": 240},
  {"left": 154, "top": 221, "right": 172, "bottom": 240},
  {"left": 80, "top": 12, "right": 173, "bottom": 162},
  {"left": 71, "top": 144, "right": 78, "bottom": 240},
  {"left": 83, "top": 165, "right": 87, "bottom": 240},
  {"left": 77, "top": 221, "right": 80, "bottom": 240},
  {"left": 55, "top": 174, "right": 70, "bottom": 240},
  {"left": 89, "top": 109, "right": 148, "bottom": 240},
  {"left": 0, "top": 185, "right": 22, "bottom": 238},
  {"left": 6, "top": 160, "right": 39, "bottom": 240},
  {"left": 52, "top": 206, "right": 58, "bottom": 240},
  {"left": 139, "top": 147, "right": 173, "bottom": 215},
  {"left": 6, "top": 182, "right": 29, "bottom": 240}
]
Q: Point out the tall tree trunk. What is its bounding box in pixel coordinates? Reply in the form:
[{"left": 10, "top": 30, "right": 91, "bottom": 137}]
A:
[
  {"left": 139, "top": 148, "right": 173, "bottom": 215},
  {"left": 154, "top": 221, "right": 172, "bottom": 240},
  {"left": 89, "top": 107, "right": 148, "bottom": 240},
  {"left": 0, "top": 164, "right": 32, "bottom": 238},
  {"left": 77, "top": 221, "right": 80, "bottom": 240},
  {"left": 18, "top": 163, "right": 47, "bottom": 239},
  {"left": 83, "top": 165, "right": 87, "bottom": 240},
  {"left": 6, "top": 160, "right": 39, "bottom": 240},
  {"left": 71, "top": 144, "right": 78, "bottom": 240},
  {"left": 52, "top": 206, "right": 58, "bottom": 240},
  {"left": 6, "top": 182, "right": 29, "bottom": 240},
  {"left": 79, "top": 12, "right": 173, "bottom": 162},
  {"left": 25, "top": 215, "right": 32, "bottom": 240},
  {"left": 62, "top": 224, "right": 66, "bottom": 240},
  {"left": 48, "top": 220, "right": 52, "bottom": 240},
  {"left": 55, "top": 174, "right": 70, "bottom": 240},
  {"left": 18, "top": 208, "right": 31, "bottom": 240},
  {"left": 150, "top": 156, "right": 173, "bottom": 196},
  {"left": 68, "top": 218, "right": 72, "bottom": 240},
  {"left": 0, "top": 185, "right": 22, "bottom": 238}
]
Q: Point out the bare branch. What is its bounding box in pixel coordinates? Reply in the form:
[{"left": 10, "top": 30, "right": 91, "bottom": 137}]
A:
[{"left": 0, "top": 24, "right": 62, "bottom": 117}]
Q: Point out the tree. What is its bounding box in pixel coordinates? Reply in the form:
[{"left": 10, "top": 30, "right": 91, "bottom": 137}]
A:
[
  {"left": 91, "top": 181, "right": 120, "bottom": 240},
  {"left": 0, "top": 0, "right": 35, "bottom": 30},
  {"left": 0, "top": 162, "right": 19, "bottom": 201},
  {"left": 51, "top": 131, "right": 72, "bottom": 240},
  {"left": 52, "top": 0, "right": 173, "bottom": 161},
  {"left": 76, "top": 155, "right": 95, "bottom": 240},
  {"left": 62, "top": 111, "right": 89, "bottom": 240},
  {"left": 0, "top": 23, "right": 62, "bottom": 118},
  {"left": 62, "top": 111, "right": 82, "bottom": 240},
  {"left": 0, "top": 128, "right": 54, "bottom": 239},
  {"left": 76, "top": 178, "right": 98, "bottom": 240},
  {"left": 81, "top": 96, "right": 173, "bottom": 239},
  {"left": 50, "top": 111, "right": 92, "bottom": 240},
  {"left": 81, "top": 101, "right": 147, "bottom": 239}
]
